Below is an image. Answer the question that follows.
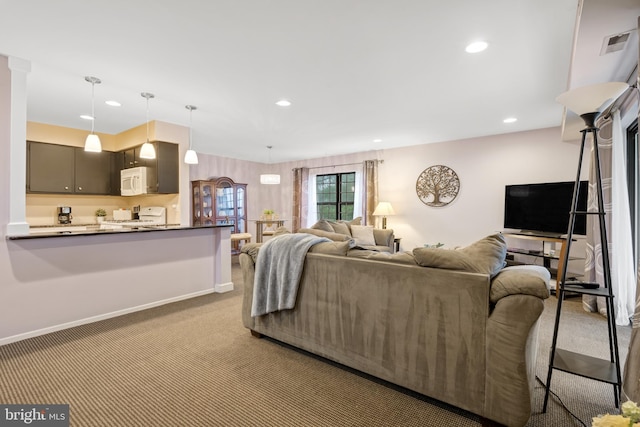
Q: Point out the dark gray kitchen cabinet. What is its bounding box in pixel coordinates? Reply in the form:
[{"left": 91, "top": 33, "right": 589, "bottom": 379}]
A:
[
  {"left": 75, "top": 149, "right": 113, "bottom": 194},
  {"left": 27, "top": 141, "right": 114, "bottom": 195},
  {"left": 27, "top": 141, "right": 75, "bottom": 193},
  {"left": 155, "top": 141, "right": 179, "bottom": 194}
]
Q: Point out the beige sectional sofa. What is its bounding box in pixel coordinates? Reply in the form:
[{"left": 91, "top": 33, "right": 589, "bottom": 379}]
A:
[{"left": 240, "top": 233, "right": 550, "bottom": 427}]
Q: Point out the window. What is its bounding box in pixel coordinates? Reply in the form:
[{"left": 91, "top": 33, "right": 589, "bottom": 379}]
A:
[{"left": 315, "top": 172, "right": 356, "bottom": 220}]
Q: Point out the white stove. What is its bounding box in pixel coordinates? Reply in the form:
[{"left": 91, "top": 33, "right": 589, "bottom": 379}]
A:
[{"left": 100, "top": 207, "right": 166, "bottom": 230}]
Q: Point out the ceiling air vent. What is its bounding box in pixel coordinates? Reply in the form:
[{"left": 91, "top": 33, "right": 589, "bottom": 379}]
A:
[{"left": 600, "top": 31, "right": 632, "bottom": 55}]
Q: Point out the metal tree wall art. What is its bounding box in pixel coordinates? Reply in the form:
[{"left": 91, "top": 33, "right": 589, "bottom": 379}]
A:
[{"left": 416, "top": 165, "right": 460, "bottom": 207}]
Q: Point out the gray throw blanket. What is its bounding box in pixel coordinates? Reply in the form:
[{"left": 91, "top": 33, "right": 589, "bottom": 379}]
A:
[{"left": 251, "top": 233, "right": 329, "bottom": 317}]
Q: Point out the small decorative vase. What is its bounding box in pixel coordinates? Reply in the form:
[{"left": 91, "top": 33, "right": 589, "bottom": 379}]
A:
[{"left": 97, "top": 216, "right": 105, "bottom": 224}]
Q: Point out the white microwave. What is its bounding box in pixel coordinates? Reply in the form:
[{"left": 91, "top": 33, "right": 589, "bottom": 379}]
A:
[{"left": 121, "top": 167, "right": 148, "bottom": 196}]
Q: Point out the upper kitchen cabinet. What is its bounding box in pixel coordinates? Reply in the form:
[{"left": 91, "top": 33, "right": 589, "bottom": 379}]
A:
[
  {"left": 27, "top": 141, "right": 114, "bottom": 195},
  {"left": 120, "top": 141, "right": 178, "bottom": 194},
  {"left": 27, "top": 141, "right": 74, "bottom": 193},
  {"left": 75, "top": 149, "right": 114, "bottom": 194},
  {"left": 27, "top": 141, "right": 115, "bottom": 195}
]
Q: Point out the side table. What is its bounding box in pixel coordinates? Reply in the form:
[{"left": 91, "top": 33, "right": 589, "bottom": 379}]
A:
[
  {"left": 254, "top": 219, "right": 286, "bottom": 243},
  {"left": 393, "top": 237, "right": 401, "bottom": 253}
]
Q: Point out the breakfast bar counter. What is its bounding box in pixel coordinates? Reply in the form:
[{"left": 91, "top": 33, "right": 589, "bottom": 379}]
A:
[{"left": 9, "top": 224, "right": 217, "bottom": 239}]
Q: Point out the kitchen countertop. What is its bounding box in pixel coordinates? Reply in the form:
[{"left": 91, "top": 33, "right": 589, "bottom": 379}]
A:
[{"left": 7, "top": 224, "right": 233, "bottom": 240}]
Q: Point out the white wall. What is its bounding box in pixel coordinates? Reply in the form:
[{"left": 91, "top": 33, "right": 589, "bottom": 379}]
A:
[
  {"left": 378, "top": 127, "right": 588, "bottom": 249},
  {"left": 193, "top": 126, "right": 588, "bottom": 251}
]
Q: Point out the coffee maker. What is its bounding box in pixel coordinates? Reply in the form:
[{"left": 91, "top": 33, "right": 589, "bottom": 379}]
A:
[{"left": 58, "top": 206, "right": 72, "bottom": 224}]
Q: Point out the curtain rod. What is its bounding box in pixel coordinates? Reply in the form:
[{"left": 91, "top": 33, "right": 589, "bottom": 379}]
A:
[
  {"left": 602, "top": 64, "right": 639, "bottom": 118},
  {"left": 602, "top": 82, "right": 638, "bottom": 119},
  {"left": 293, "top": 159, "right": 383, "bottom": 171}
]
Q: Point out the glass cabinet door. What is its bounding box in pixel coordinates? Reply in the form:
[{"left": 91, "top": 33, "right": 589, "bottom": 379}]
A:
[
  {"left": 236, "top": 187, "right": 245, "bottom": 232},
  {"left": 203, "top": 184, "right": 213, "bottom": 224},
  {"left": 216, "top": 183, "right": 234, "bottom": 219}
]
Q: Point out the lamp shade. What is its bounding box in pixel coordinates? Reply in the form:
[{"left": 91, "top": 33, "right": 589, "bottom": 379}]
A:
[
  {"left": 184, "top": 149, "right": 198, "bottom": 164},
  {"left": 84, "top": 134, "right": 102, "bottom": 152},
  {"left": 260, "top": 174, "right": 281, "bottom": 185},
  {"left": 373, "top": 202, "right": 395, "bottom": 216},
  {"left": 556, "top": 82, "right": 628, "bottom": 116},
  {"left": 139, "top": 141, "right": 156, "bottom": 159}
]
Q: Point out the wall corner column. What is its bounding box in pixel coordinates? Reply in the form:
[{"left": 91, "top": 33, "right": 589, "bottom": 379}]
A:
[{"left": 5, "top": 56, "right": 30, "bottom": 236}]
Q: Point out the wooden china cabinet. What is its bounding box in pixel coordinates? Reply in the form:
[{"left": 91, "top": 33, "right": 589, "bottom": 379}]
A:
[{"left": 191, "top": 177, "right": 247, "bottom": 235}]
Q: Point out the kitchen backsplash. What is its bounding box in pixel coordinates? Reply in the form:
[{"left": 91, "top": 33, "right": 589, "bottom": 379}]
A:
[{"left": 26, "top": 193, "right": 180, "bottom": 225}]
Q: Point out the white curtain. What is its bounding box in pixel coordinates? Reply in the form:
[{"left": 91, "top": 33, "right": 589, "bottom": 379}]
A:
[
  {"left": 611, "top": 110, "right": 636, "bottom": 324},
  {"left": 583, "top": 112, "right": 635, "bottom": 325},
  {"left": 305, "top": 164, "right": 364, "bottom": 228}
]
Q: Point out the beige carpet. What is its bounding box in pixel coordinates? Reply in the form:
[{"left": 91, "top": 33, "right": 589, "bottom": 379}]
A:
[{"left": 0, "top": 264, "right": 631, "bottom": 426}]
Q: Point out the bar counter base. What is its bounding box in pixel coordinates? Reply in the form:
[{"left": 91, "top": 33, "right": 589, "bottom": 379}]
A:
[{"left": 1, "top": 225, "right": 233, "bottom": 345}]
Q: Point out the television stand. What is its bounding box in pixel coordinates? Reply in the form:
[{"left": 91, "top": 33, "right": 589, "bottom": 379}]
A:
[
  {"left": 513, "top": 230, "right": 565, "bottom": 239},
  {"left": 503, "top": 232, "right": 572, "bottom": 293}
]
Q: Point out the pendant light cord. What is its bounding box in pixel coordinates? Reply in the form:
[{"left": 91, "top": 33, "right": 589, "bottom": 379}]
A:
[
  {"left": 90, "top": 81, "right": 96, "bottom": 134},
  {"left": 189, "top": 108, "right": 193, "bottom": 149},
  {"left": 145, "top": 97, "right": 150, "bottom": 143}
]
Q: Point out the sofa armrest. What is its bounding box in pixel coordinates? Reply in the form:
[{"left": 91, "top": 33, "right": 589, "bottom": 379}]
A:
[
  {"left": 239, "top": 252, "right": 258, "bottom": 330},
  {"left": 489, "top": 265, "right": 550, "bottom": 304},
  {"left": 373, "top": 228, "right": 394, "bottom": 248},
  {"left": 485, "top": 294, "right": 545, "bottom": 426}
]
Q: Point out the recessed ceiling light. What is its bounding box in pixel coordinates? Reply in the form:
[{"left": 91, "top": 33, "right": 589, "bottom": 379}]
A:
[
  {"left": 373, "top": 139, "right": 382, "bottom": 143},
  {"left": 275, "top": 99, "right": 292, "bottom": 107},
  {"left": 465, "top": 41, "right": 488, "bottom": 53},
  {"left": 80, "top": 115, "right": 94, "bottom": 121},
  {"left": 503, "top": 117, "right": 518, "bottom": 123},
  {"left": 105, "top": 100, "right": 121, "bottom": 107}
]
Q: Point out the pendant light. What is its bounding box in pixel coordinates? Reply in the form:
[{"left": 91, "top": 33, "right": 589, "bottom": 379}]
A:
[
  {"left": 260, "top": 146, "right": 280, "bottom": 185},
  {"left": 139, "top": 92, "right": 156, "bottom": 159},
  {"left": 84, "top": 76, "right": 102, "bottom": 152},
  {"left": 184, "top": 105, "right": 199, "bottom": 164}
]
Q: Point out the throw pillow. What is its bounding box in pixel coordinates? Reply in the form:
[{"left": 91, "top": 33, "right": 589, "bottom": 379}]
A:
[
  {"left": 328, "top": 220, "right": 351, "bottom": 236},
  {"left": 350, "top": 225, "right": 376, "bottom": 246},
  {"left": 311, "top": 220, "right": 334, "bottom": 233},
  {"left": 412, "top": 233, "right": 507, "bottom": 277},
  {"left": 349, "top": 217, "right": 362, "bottom": 226}
]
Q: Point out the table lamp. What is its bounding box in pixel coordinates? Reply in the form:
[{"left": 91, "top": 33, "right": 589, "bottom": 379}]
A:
[{"left": 373, "top": 202, "right": 395, "bottom": 229}]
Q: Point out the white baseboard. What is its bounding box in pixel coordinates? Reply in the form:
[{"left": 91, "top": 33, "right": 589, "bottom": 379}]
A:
[
  {"left": 0, "top": 288, "right": 217, "bottom": 346},
  {"left": 215, "top": 281, "right": 234, "bottom": 293}
]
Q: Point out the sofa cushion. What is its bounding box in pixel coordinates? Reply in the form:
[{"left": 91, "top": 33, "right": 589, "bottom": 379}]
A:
[
  {"left": 490, "top": 265, "right": 550, "bottom": 303},
  {"left": 350, "top": 225, "right": 376, "bottom": 246},
  {"left": 412, "top": 233, "right": 507, "bottom": 277},
  {"left": 347, "top": 249, "right": 417, "bottom": 265},
  {"left": 298, "top": 228, "right": 354, "bottom": 242},
  {"left": 311, "top": 220, "right": 334, "bottom": 233},
  {"left": 308, "top": 240, "right": 354, "bottom": 256}
]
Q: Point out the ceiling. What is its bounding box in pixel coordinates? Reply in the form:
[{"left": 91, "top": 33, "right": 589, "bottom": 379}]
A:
[{"left": 0, "top": 0, "right": 637, "bottom": 163}]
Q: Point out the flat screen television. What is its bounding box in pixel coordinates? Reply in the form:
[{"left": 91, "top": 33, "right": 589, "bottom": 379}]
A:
[{"left": 503, "top": 181, "right": 588, "bottom": 236}]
